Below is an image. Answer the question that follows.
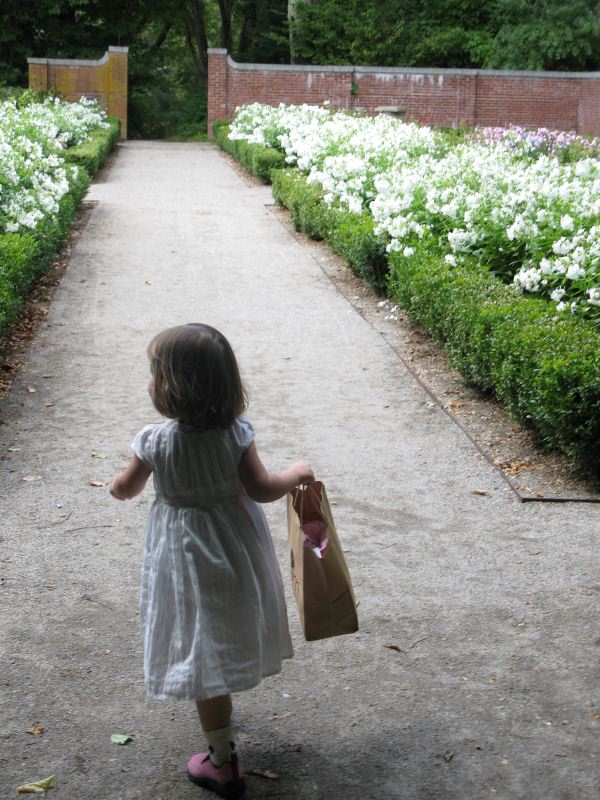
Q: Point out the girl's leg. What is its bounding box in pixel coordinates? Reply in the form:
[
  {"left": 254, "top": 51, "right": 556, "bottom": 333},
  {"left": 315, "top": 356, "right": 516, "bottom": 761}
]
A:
[
  {"left": 188, "top": 694, "right": 245, "bottom": 795},
  {"left": 195, "top": 694, "right": 232, "bottom": 732},
  {"left": 195, "top": 694, "right": 238, "bottom": 767}
]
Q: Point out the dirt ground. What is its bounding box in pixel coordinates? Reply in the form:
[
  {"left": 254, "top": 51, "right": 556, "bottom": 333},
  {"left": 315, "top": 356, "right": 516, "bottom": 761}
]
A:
[{"left": 1, "top": 142, "right": 599, "bottom": 800}]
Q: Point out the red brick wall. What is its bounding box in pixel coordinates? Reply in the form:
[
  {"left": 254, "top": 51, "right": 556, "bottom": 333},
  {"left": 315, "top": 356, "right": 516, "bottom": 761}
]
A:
[{"left": 207, "top": 49, "right": 600, "bottom": 137}]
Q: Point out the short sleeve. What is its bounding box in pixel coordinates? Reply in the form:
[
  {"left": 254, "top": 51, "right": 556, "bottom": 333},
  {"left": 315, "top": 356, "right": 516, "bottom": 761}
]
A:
[
  {"left": 131, "top": 424, "right": 158, "bottom": 469},
  {"left": 229, "top": 416, "right": 255, "bottom": 458}
]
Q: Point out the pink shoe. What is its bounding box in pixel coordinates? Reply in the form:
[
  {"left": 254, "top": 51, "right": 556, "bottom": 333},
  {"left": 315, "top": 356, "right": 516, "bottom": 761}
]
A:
[{"left": 187, "top": 751, "right": 246, "bottom": 799}]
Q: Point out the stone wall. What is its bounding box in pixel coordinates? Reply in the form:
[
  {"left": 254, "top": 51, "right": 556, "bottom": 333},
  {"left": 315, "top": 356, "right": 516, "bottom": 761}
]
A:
[
  {"left": 28, "top": 47, "right": 128, "bottom": 138},
  {"left": 207, "top": 48, "right": 600, "bottom": 138}
]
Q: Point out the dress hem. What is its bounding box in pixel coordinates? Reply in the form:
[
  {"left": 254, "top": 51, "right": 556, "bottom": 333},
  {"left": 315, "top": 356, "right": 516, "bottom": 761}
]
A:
[{"left": 145, "top": 654, "right": 294, "bottom": 701}]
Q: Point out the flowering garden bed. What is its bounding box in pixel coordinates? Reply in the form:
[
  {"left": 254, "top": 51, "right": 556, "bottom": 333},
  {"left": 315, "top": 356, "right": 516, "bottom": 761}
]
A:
[
  {"left": 215, "top": 105, "right": 600, "bottom": 477},
  {"left": 0, "top": 95, "right": 119, "bottom": 340}
]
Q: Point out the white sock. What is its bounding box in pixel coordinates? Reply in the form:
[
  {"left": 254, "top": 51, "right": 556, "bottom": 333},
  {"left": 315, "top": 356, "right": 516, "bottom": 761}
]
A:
[{"left": 205, "top": 725, "right": 236, "bottom": 766}]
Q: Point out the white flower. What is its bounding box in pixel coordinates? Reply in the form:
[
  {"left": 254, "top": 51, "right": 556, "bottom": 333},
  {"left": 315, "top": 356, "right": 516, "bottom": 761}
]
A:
[
  {"left": 445, "top": 254, "right": 457, "bottom": 266},
  {"left": 587, "top": 288, "right": 600, "bottom": 306},
  {"left": 566, "top": 263, "right": 585, "bottom": 281},
  {"left": 229, "top": 103, "right": 600, "bottom": 322},
  {"left": 560, "top": 214, "right": 574, "bottom": 231}
]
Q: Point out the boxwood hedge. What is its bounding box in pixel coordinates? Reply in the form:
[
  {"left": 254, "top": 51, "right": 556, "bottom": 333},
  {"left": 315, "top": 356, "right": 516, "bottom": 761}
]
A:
[
  {"left": 213, "top": 121, "right": 285, "bottom": 184},
  {"left": 0, "top": 118, "right": 119, "bottom": 341},
  {"left": 62, "top": 117, "right": 120, "bottom": 175},
  {"left": 217, "top": 121, "right": 600, "bottom": 476}
]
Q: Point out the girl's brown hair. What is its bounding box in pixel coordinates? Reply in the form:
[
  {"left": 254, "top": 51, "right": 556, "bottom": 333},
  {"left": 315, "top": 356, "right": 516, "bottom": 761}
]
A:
[{"left": 148, "top": 324, "right": 247, "bottom": 430}]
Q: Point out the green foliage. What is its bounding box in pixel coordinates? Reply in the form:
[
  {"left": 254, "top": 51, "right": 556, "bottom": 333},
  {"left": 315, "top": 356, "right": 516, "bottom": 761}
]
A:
[
  {"left": 291, "top": 0, "right": 600, "bottom": 71},
  {"left": 127, "top": 25, "right": 211, "bottom": 140},
  {"left": 328, "top": 213, "right": 388, "bottom": 293},
  {"left": 271, "top": 170, "right": 388, "bottom": 292},
  {"left": 62, "top": 117, "right": 121, "bottom": 174},
  {"left": 388, "top": 250, "right": 600, "bottom": 476},
  {"left": 477, "top": 0, "right": 600, "bottom": 70},
  {"left": 272, "top": 170, "right": 331, "bottom": 237},
  {"left": 0, "top": 167, "right": 90, "bottom": 340},
  {"left": 214, "top": 122, "right": 286, "bottom": 182}
]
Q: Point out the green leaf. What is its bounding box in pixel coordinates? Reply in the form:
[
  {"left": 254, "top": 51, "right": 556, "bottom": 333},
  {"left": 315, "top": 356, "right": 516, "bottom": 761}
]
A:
[
  {"left": 111, "top": 733, "right": 133, "bottom": 745},
  {"left": 443, "top": 751, "right": 455, "bottom": 762},
  {"left": 16, "top": 774, "right": 55, "bottom": 793}
]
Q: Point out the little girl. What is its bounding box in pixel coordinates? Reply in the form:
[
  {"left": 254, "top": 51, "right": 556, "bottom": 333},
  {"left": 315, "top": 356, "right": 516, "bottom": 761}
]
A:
[{"left": 110, "top": 323, "right": 314, "bottom": 799}]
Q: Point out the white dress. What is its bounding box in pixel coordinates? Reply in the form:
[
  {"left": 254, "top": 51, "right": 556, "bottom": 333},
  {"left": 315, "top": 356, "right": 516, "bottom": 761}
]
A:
[{"left": 132, "top": 416, "right": 293, "bottom": 700}]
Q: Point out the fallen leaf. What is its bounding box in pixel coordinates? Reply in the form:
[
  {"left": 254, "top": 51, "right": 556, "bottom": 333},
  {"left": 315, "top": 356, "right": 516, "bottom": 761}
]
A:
[
  {"left": 144, "top": 280, "right": 152, "bottom": 286},
  {"left": 383, "top": 644, "right": 402, "bottom": 652},
  {"left": 447, "top": 401, "right": 464, "bottom": 409},
  {"left": 22, "top": 475, "right": 42, "bottom": 482},
  {"left": 111, "top": 733, "right": 134, "bottom": 745},
  {"left": 90, "top": 452, "right": 106, "bottom": 459},
  {"left": 16, "top": 775, "right": 54, "bottom": 793},
  {"left": 25, "top": 725, "right": 44, "bottom": 735},
  {"left": 591, "top": 712, "right": 600, "bottom": 720},
  {"left": 8, "top": 446, "right": 21, "bottom": 452},
  {"left": 500, "top": 758, "right": 511, "bottom": 766},
  {"left": 26, "top": 386, "right": 36, "bottom": 393},
  {"left": 250, "top": 769, "right": 280, "bottom": 780},
  {"left": 471, "top": 489, "right": 490, "bottom": 496},
  {"left": 45, "top": 401, "right": 55, "bottom": 408},
  {"left": 79, "top": 279, "right": 87, "bottom": 284},
  {"left": 426, "top": 401, "right": 437, "bottom": 409},
  {"left": 87, "top": 479, "right": 106, "bottom": 487},
  {"left": 505, "top": 460, "right": 531, "bottom": 476},
  {"left": 443, "top": 751, "right": 454, "bottom": 762},
  {"left": 554, "top": 753, "right": 567, "bottom": 758}
]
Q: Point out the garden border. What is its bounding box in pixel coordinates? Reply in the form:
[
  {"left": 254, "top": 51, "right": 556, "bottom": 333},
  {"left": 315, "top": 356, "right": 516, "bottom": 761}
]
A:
[
  {"left": 0, "top": 117, "right": 120, "bottom": 343},
  {"left": 215, "top": 121, "right": 600, "bottom": 499},
  {"left": 265, "top": 201, "right": 600, "bottom": 505}
]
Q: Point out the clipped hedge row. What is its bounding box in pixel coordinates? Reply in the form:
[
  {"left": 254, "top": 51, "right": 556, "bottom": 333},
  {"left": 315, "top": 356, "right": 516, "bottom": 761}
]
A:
[
  {"left": 0, "top": 119, "right": 119, "bottom": 341},
  {"left": 388, "top": 251, "right": 600, "bottom": 473},
  {"left": 219, "top": 132, "right": 600, "bottom": 475},
  {"left": 0, "top": 168, "right": 90, "bottom": 338},
  {"left": 271, "top": 169, "right": 389, "bottom": 293},
  {"left": 62, "top": 117, "right": 120, "bottom": 175},
  {"left": 213, "top": 120, "right": 285, "bottom": 183}
]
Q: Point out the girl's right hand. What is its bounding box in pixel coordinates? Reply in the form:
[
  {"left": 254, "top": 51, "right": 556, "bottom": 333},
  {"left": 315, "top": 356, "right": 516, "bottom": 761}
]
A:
[{"left": 291, "top": 461, "right": 315, "bottom": 485}]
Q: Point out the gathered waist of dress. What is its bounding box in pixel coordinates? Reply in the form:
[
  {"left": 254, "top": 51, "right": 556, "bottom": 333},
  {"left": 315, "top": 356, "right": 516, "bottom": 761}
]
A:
[{"left": 154, "top": 489, "right": 240, "bottom": 511}]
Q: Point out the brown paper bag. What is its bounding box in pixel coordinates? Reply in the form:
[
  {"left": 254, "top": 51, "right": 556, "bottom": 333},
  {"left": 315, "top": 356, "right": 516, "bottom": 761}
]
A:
[{"left": 287, "top": 481, "right": 358, "bottom": 641}]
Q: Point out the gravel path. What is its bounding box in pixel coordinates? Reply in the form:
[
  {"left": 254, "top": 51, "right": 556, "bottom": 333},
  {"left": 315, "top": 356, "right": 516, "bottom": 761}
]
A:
[{"left": 0, "top": 141, "right": 598, "bottom": 800}]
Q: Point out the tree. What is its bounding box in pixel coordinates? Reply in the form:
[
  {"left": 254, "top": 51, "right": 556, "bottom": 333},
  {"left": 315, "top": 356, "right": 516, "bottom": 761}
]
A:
[{"left": 289, "top": 0, "right": 600, "bottom": 70}]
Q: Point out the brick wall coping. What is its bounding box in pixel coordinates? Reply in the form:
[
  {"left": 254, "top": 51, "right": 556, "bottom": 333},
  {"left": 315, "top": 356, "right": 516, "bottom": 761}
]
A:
[
  {"left": 28, "top": 46, "right": 129, "bottom": 68},
  {"left": 223, "top": 53, "right": 600, "bottom": 80}
]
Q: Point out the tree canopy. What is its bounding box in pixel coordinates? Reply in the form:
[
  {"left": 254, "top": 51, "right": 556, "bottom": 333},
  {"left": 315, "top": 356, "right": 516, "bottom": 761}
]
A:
[{"left": 290, "top": 0, "right": 600, "bottom": 71}]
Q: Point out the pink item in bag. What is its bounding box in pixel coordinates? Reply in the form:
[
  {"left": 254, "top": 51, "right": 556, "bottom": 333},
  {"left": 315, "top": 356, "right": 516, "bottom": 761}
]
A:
[{"left": 302, "top": 520, "right": 329, "bottom": 558}]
